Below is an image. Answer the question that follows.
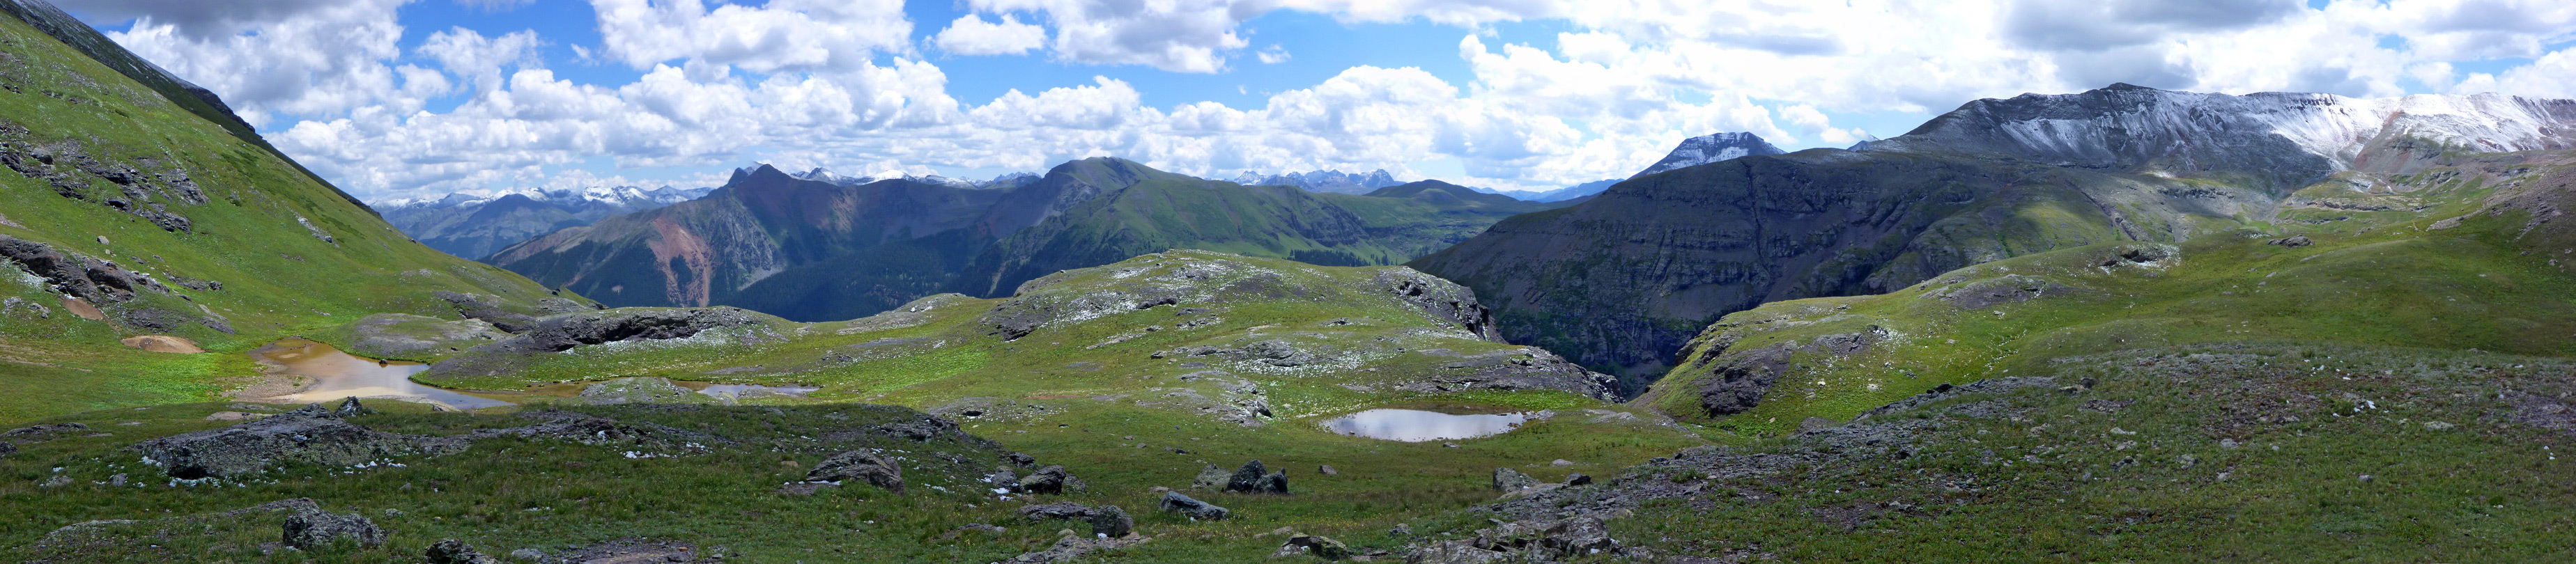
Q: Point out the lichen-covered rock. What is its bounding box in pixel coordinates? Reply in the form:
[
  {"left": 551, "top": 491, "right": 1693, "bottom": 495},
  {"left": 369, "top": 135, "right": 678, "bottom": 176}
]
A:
[
  {"left": 1493, "top": 468, "right": 1540, "bottom": 492},
  {"left": 282, "top": 508, "right": 385, "bottom": 549},
  {"left": 132, "top": 405, "right": 419, "bottom": 478},
  {"left": 1191, "top": 463, "right": 1231, "bottom": 489},
  {"left": 1019, "top": 501, "right": 1094, "bottom": 522},
  {"left": 1159, "top": 492, "right": 1230, "bottom": 520},
  {"left": 806, "top": 450, "right": 903, "bottom": 494},
  {"left": 1274, "top": 535, "right": 1352, "bottom": 560}
]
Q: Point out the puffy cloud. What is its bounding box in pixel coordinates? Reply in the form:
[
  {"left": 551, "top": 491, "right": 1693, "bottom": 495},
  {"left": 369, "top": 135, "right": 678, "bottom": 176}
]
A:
[
  {"left": 59, "top": 0, "right": 355, "bottom": 39},
  {"left": 590, "top": 0, "right": 912, "bottom": 74},
  {"left": 417, "top": 27, "right": 546, "bottom": 93},
  {"left": 934, "top": 13, "right": 1048, "bottom": 56},
  {"left": 77, "top": 0, "right": 2576, "bottom": 200},
  {"left": 968, "top": 0, "right": 1253, "bottom": 72},
  {"left": 100, "top": 0, "right": 412, "bottom": 125}
]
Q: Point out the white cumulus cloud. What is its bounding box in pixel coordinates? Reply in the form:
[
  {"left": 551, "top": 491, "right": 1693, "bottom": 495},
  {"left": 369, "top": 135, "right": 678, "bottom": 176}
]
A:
[{"left": 934, "top": 13, "right": 1049, "bottom": 56}]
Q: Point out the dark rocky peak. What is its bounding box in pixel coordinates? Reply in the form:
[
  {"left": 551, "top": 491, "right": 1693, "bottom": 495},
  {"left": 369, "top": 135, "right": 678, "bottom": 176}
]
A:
[
  {"left": 1633, "top": 132, "right": 1788, "bottom": 178},
  {"left": 1874, "top": 84, "right": 2576, "bottom": 187}
]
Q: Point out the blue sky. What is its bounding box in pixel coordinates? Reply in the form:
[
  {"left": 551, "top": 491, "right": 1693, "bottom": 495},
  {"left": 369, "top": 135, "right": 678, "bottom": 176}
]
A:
[{"left": 54, "top": 0, "right": 2576, "bottom": 201}]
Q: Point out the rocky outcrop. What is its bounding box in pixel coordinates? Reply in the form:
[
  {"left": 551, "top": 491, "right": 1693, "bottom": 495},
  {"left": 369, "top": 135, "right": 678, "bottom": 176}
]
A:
[
  {"left": 131, "top": 405, "right": 420, "bottom": 478},
  {"left": 328, "top": 313, "right": 507, "bottom": 359},
  {"left": 806, "top": 450, "right": 904, "bottom": 494},
  {"left": 1407, "top": 515, "right": 1620, "bottom": 563},
  {"left": 1373, "top": 268, "right": 1504, "bottom": 341},
  {"left": 282, "top": 508, "right": 385, "bottom": 549},
  {"left": 1224, "top": 460, "right": 1290, "bottom": 494},
  {"left": 1493, "top": 468, "right": 1541, "bottom": 492},
  {"left": 0, "top": 233, "right": 168, "bottom": 303},
  {"left": 1692, "top": 326, "right": 1890, "bottom": 416},
  {"left": 1089, "top": 506, "right": 1133, "bottom": 538},
  {"left": 1159, "top": 492, "right": 1230, "bottom": 521},
  {"left": 1018, "top": 464, "right": 1073, "bottom": 494},
  {"left": 507, "top": 307, "right": 767, "bottom": 352}
]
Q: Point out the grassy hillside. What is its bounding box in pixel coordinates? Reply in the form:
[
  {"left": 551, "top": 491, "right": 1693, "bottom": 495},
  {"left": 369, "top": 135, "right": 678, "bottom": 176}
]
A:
[
  {"left": 1, "top": 251, "right": 1705, "bottom": 562},
  {"left": 1641, "top": 148, "right": 2576, "bottom": 435},
  {"left": 0, "top": 7, "right": 560, "bottom": 422}
]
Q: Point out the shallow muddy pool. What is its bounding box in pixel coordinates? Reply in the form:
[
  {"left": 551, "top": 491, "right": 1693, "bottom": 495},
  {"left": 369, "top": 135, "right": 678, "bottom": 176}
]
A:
[
  {"left": 249, "top": 338, "right": 819, "bottom": 409},
  {"left": 254, "top": 338, "right": 517, "bottom": 409},
  {"left": 1320, "top": 408, "right": 1530, "bottom": 441}
]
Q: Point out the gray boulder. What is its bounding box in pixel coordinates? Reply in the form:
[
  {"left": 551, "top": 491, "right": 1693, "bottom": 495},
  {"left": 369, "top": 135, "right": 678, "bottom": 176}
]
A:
[
  {"left": 1492, "top": 468, "right": 1540, "bottom": 491},
  {"left": 424, "top": 538, "right": 499, "bottom": 564},
  {"left": 1019, "top": 464, "right": 1072, "bottom": 494},
  {"left": 1190, "top": 464, "right": 1231, "bottom": 489},
  {"left": 1089, "top": 505, "right": 1133, "bottom": 538},
  {"left": 512, "top": 307, "right": 766, "bottom": 352},
  {"left": 132, "top": 405, "right": 419, "bottom": 478},
  {"left": 0, "top": 441, "right": 15, "bottom": 457},
  {"left": 282, "top": 508, "right": 385, "bottom": 549},
  {"left": 806, "top": 451, "right": 903, "bottom": 494},
  {"left": 1159, "top": 492, "right": 1230, "bottom": 521}
]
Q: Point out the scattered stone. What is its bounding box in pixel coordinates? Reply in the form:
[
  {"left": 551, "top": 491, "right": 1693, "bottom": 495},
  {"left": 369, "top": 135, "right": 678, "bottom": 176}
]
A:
[
  {"left": 1563, "top": 473, "right": 1592, "bottom": 486},
  {"left": 875, "top": 416, "right": 964, "bottom": 441},
  {"left": 1550, "top": 460, "right": 1573, "bottom": 467},
  {"left": 805, "top": 451, "right": 903, "bottom": 494},
  {"left": 107, "top": 473, "right": 125, "bottom": 487},
  {"left": 575, "top": 377, "right": 711, "bottom": 405},
  {"left": 425, "top": 538, "right": 500, "bottom": 564},
  {"left": 132, "top": 405, "right": 419, "bottom": 478},
  {"left": 553, "top": 538, "right": 714, "bottom": 563},
  {"left": 203, "top": 412, "right": 263, "bottom": 421},
  {"left": 1159, "top": 492, "right": 1231, "bottom": 521},
  {"left": 40, "top": 474, "right": 71, "bottom": 487},
  {"left": 118, "top": 335, "right": 203, "bottom": 353},
  {"left": 1273, "top": 535, "right": 1353, "bottom": 560},
  {"left": 1493, "top": 468, "right": 1541, "bottom": 491},
  {"left": 939, "top": 523, "right": 1008, "bottom": 540},
  {"left": 1318, "top": 464, "right": 1337, "bottom": 476},
  {"left": 0, "top": 441, "right": 14, "bottom": 457},
  {"left": 1389, "top": 524, "right": 1412, "bottom": 537},
  {"left": 1225, "top": 460, "right": 1288, "bottom": 494},
  {"left": 2266, "top": 235, "right": 2313, "bottom": 247},
  {"left": 1090, "top": 506, "right": 1134, "bottom": 538},
  {"left": 1000, "top": 533, "right": 1148, "bottom": 563},
  {"left": 2423, "top": 421, "right": 2455, "bottom": 430},
  {"left": 774, "top": 482, "right": 839, "bottom": 496},
  {"left": 2081, "top": 400, "right": 2133, "bottom": 413},
  {"left": 509, "top": 549, "right": 545, "bottom": 561},
  {"left": 282, "top": 508, "right": 385, "bottom": 549},
  {"left": 334, "top": 397, "right": 373, "bottom": 417},
  {"left": 3, "top": 422, "right": 90, "bottom": 440}
]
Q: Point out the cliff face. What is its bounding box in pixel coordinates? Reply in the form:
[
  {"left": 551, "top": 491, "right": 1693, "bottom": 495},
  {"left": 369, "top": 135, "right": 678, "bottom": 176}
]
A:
[
  {"left": 486, "top": 165, "right": 1019, "bottom": 309},
  {"left": 1411, "top": 84, "right": 2575, "bottom": 394}
]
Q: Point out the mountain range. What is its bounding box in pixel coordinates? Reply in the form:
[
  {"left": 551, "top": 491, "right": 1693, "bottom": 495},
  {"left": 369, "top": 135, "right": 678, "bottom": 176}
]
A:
[
  {"left": 483, "top": 159, "right": 1575, "bottom": 322},
  {"left": 1230, "top": 169, "right": 1403, "bottom": 194},
  {"left": 377, "top": 185, "right": 713, "bottom": 260},
  {"left": 1412, "top": 83, "right": 2576, "bottom": 392}
]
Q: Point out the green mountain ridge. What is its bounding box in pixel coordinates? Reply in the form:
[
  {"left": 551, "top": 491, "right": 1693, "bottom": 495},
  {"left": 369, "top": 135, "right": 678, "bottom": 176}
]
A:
[{"left": 489, "top": 157, "right": 1574, "bottom": 322}]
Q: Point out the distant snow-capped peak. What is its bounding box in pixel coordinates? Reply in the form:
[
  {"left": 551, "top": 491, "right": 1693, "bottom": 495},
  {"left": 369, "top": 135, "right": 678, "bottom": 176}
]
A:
[
  {"left": 1633, "top": 132, "right": 1789, "bottom": 178},
  {"left": 376, "top": 184, "right": 711, "bottom": 210}
]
